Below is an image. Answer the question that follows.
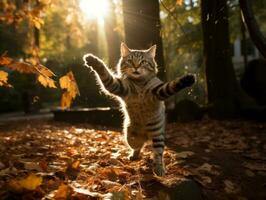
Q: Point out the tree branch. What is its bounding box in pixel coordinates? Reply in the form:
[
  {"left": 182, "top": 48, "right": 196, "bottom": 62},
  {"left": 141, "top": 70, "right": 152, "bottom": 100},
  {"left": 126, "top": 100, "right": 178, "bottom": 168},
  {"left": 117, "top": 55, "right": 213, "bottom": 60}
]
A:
[{"left": 239, "top": 0, "right": 266, "bottom": 58}]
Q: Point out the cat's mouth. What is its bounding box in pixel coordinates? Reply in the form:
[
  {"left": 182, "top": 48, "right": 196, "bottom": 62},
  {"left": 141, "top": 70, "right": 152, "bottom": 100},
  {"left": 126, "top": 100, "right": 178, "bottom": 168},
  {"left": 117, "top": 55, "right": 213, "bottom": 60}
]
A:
[{"left": 132, "top": 71, "right": 140, "bottom": 75}]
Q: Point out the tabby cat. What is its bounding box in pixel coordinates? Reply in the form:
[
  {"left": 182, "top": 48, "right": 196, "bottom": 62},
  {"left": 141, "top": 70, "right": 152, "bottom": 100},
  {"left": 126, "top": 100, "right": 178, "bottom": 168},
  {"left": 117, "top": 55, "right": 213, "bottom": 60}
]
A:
[{"left": 83, "top": 43, "right": 195, "bottom": 176}]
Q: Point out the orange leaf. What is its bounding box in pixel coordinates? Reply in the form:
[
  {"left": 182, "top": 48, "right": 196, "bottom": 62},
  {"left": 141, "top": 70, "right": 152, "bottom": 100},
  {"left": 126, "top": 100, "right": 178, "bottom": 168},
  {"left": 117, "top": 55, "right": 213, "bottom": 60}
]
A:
[
  {"left": 0, "top": 70, "right": 12, "bottom": 87},
  {"left": 36, "top": 64, "right": 55, "bottom": 77},
  {"left": 60, "top": 92, "right": 72, "bottom": 109},
  {"left": 177, "top": 0, "right": 183, "bottom": 6},
  {"left": 37, "top": 74, "right": 57, "bottom": 88},
  {"left": 0, "top": 54, "right": 13, "bottom": 66},
  {"left": 72, "top": 160, "right": 80, "bottom": 169},
  {"left": 9, "top": 174, "right": 42, "bottom": 191},
  {"left": 59, "top": 71, "right": 80, "bottom": 109},
  {"left": 6, "top": 61, "right": 38, "bottom": 74},
  {"left": 54, "top": 184, "right": 73, "bottom": 199}
]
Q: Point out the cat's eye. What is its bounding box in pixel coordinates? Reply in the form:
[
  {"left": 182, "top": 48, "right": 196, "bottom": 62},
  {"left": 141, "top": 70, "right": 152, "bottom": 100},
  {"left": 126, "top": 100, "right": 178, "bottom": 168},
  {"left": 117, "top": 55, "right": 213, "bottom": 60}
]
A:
[
  {"left": 140, "top": 60, "right": 147, "bottom": 66},
  {"left": 126, "top": 59, "right": 134, "bottom": 67}
]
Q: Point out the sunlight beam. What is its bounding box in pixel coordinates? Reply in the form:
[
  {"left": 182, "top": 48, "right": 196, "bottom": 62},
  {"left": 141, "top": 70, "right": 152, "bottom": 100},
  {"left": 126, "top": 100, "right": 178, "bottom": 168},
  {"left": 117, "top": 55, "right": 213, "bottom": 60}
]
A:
[{"left": 79, "top": 0, "right": 109, "bottom": 24}]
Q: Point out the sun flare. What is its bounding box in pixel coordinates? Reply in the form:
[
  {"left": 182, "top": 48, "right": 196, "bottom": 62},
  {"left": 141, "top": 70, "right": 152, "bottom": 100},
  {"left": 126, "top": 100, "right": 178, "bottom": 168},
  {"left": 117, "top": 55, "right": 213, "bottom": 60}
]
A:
[{"left": 79, "top": 0, "right": 109, "bottom": 24}]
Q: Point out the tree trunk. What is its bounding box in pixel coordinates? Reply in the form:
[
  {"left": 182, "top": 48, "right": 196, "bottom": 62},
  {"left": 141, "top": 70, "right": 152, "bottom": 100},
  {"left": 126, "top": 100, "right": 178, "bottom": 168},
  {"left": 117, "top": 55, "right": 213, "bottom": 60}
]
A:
[
  {"left": 201, "top": 0, "right": 239, "bottom": 117},
  {"left": 122, "top": 0, "right": 165, "bottom": 80},
  {"left": 239, "top": 0, "right": 266, "bottom": 58},
  {"left": 104, "top": 0, "right": 120, "bottom": 70},
  {"left": 240, "top": 13, "right": 248, "bottom": 70}
]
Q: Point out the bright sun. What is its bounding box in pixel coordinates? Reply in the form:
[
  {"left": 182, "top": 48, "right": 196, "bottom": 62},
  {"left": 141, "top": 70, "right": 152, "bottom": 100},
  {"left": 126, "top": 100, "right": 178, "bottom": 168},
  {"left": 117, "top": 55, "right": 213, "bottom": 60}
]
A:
[{"left": 79, "top": 0, "right": 109, "bottom": 24}]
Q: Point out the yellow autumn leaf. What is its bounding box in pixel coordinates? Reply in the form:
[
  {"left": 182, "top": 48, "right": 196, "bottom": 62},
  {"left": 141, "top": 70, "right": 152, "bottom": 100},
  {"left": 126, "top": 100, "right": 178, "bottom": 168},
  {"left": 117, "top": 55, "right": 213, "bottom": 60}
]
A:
[
  {"left": 59, "top": 74, "right": 71, "bottom": 90},
  {"left": 0, "top": 71, "right": 8, "bottom": 84},
  {"left": 9, "top": 174, "right": 42, "bottom": 191},
  {"left": 0, "top": 70, "right": 12, "bottom": 87},
  {"left": 37, "top": 74, "right": 57, "bottom": 88},
  {"left": 33, "top": 17, "right": 44, "bottom": 29},
  {"left": 60, "top": 92, "right": 72, "bottom": 109},
  {"left": 59, "top": 71, "right": 80, "bottom": 109},
  {"left": 36, "top": 64, "right": 56, "bottom": 77},
  {"left": 177, "top": 0, "right": 183, "bottom": 6}
]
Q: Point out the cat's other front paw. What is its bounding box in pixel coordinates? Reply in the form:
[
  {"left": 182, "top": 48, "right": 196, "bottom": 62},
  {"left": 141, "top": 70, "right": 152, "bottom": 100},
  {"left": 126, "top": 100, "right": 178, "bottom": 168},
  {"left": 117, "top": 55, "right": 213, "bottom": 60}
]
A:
[
  {"left": 180, "top": 74, "right": 195, "bottom": 88},
  {"left": 83, "top": 53, "right": 102, "bottom": 69}
]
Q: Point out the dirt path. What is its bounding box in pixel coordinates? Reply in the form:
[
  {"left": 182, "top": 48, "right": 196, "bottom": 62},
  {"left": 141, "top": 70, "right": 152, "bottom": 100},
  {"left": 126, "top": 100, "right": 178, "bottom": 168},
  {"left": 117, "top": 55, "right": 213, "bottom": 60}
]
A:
[{"left": 0, "top": 119, "right": 265, "bottom": 199}]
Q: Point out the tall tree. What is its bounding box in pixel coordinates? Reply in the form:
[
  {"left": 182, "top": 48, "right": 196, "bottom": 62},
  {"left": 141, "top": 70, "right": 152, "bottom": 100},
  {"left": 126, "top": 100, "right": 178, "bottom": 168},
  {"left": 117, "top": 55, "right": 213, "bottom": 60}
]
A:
[
  {"left": 122, "top": 0, "right": 165, "bottom": 80},
  {"left": 104, "top": 0, "right": 120, "bottom": 70},
  {"left": 201, "top": 0, "right": 239, "bottom": 116}
]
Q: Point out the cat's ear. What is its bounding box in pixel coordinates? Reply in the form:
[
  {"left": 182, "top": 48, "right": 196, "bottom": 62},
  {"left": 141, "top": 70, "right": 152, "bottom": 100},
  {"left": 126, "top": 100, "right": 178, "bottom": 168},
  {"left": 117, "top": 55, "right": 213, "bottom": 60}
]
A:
[
  {"left": 121, "top": 42, "right": 131, "bottom": 57},
  {"left": 146, "top": 45, "right": 156, "bottom": 58}
]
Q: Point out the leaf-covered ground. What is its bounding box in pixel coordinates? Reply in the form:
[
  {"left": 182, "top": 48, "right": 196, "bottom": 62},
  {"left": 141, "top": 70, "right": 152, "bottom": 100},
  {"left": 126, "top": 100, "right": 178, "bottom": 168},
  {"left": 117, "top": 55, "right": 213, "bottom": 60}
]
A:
[{"left": 0, "top": 119, "right": 265, "bottom": 199}]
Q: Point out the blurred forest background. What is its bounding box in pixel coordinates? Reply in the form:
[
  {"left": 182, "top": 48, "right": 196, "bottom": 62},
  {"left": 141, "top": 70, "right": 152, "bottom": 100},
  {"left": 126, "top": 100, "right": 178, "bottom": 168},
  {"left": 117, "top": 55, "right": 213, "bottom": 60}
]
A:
[{"left": 0, "top": 0, "right": 265, "bottom": 118}]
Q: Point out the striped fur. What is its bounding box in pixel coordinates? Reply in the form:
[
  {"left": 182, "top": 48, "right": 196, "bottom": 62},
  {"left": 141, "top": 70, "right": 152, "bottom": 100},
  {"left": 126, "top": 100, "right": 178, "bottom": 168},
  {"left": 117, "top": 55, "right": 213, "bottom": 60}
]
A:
[{"left": 83, "top": 44, "right": 195, "bottom": 176}]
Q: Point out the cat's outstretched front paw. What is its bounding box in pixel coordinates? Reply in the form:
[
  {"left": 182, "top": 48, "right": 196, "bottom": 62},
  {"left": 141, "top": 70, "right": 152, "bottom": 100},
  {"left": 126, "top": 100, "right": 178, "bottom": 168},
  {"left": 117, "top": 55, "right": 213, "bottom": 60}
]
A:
[
  {"left": 83, "top": 54, "right": 103, "bottom": 69},
  {"left": 179, "top": 74, "right": 195, "bottom": 88}
]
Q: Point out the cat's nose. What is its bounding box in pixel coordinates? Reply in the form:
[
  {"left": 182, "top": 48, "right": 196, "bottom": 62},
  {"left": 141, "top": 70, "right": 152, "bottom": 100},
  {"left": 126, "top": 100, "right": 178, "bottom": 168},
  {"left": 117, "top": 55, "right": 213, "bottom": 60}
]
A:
[{"left": 133, "top": 63, "right": 140, "bottom": 69}]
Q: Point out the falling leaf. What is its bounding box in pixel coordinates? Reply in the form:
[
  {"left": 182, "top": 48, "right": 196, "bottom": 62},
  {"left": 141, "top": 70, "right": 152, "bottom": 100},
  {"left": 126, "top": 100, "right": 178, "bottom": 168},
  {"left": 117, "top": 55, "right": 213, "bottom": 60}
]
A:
[
  {"left": 60, "top": 92, "right": 73, "bottom": 109},
  {"left": 9, "top": 174, "right": 42, "bottom": 191},
  {"left": 0, "top": 70, "right": 12, "bottom": 87},
  {"left": 59, "top": 71, "right": 80, "bottom": 109}
]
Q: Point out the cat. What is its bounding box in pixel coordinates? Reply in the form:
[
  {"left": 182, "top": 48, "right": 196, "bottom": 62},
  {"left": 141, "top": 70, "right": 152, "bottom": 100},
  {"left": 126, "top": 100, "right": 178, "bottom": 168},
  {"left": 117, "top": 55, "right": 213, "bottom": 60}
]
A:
[{"left": 83, "top": 43, "right": 195, "bottom": 176}]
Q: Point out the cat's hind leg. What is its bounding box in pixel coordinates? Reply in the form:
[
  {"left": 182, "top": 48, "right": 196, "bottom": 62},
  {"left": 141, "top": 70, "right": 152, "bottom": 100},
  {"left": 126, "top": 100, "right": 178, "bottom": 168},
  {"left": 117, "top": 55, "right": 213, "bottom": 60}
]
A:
[
  {"left": 126, "top": 129, "right": 145, "bottom": 161},
  {"left": 151, "top": 134, "right": 165, "bottom": 176}
]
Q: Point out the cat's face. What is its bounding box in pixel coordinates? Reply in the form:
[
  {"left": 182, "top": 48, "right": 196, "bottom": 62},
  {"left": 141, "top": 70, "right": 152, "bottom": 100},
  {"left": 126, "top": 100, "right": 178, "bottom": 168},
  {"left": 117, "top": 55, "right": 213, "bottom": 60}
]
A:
[{"left": 119, "top": 43, "right": 158, "bottom": 81}]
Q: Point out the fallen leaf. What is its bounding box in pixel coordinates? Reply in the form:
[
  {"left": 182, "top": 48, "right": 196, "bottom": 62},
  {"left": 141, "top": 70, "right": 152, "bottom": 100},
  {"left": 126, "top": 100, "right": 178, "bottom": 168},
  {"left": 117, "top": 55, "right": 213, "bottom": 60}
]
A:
[
  {"left": 71, "top": 160, "right": 80, "bottom": 169},
  {"left": 196, "top": 163, "right": 220, "bottom": 175},
  {"left": 9, "top": 174, "right": 42, "bottom": 191},
  {"left": 54, "top": 184, "right": 73, "bottom": 199},
  {"left": 175, "top": 151, "right": 194, "bottom": 159},
  {"left": 243, "top": 162, "right": 266, "bottom": 171},
  {"left": 224, "top": 180, "right": 240, "bottom": 194},
  {"left": 24, "top": 162, "right": 42, "bottom": 171},
  {"left": 0, "top": 162, "right": 5, "bottom": 170}
]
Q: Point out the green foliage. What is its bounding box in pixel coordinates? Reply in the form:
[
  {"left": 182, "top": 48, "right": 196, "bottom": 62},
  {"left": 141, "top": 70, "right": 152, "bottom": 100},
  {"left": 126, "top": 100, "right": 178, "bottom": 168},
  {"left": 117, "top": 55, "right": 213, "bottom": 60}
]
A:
[{"left": 160, "top": 0, "right": 205, "bottom": 104}]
